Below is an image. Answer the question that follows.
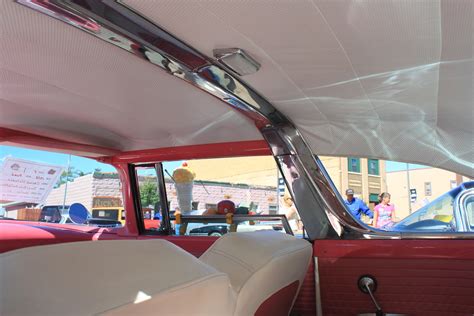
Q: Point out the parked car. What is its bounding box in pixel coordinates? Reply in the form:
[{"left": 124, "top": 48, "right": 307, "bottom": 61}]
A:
[
  {"left": 38, "top": 205, "right": 70, "bottom": 224},
  {"left": 39, "top": 205, "right": 121, "bottom": 228},
  {"left": 393, "top": 181, "right": 474, "bottom": 232},
  {"left": 91, "top": 207, "right": 126, "bottom": 225},
  {"left": 189, "top": 224, "right": 228, "bottom": 237}
]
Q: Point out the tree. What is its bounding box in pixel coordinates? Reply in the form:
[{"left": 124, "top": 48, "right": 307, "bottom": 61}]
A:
[
  {"left": 140, "top": 181, "right": 159, "bottom": 208},
  {"left": 55, "top": 167, "right": 89, "bottom": 188}
]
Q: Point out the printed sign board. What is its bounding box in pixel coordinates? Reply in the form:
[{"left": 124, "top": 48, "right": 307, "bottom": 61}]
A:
[
  {"left": 92, "top": 196, "right": 123, "bottom": 208},
  {"left": 0, "top": 157, "right": 63, "bottom": 204}
]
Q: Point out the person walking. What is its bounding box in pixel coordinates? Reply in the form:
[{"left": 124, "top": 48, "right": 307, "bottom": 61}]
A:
[
  {"left": 344, "top": 189, "right": 373, "bottom": 222},
  {"left": 373, "top": 192, "right": 396, "bottom": 229}
]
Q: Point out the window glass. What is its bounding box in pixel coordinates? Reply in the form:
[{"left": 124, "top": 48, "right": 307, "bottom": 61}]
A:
[
  {"left": 368, "top": 159, "right": 379, "bottom": 175},
  {"left": 138, "top": 156, "right": 302, "bottom": 236},
  {"left": 135, "top": 165, "right": 167, "bottom": 232},
  {"left": 348, "top": 157, "right": 361, "bottom": 173},
  {"left": 395, "top": 191, "right": 456, "bottom": 230},
  {"left": 0, "top": 145, "right": 123, "bottom": 228},
  {"left": 319, "top": 156, "right": 473, "bottom": 233}
]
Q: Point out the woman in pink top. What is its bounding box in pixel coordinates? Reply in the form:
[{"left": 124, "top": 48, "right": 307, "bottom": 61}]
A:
[{"left": 374, "top": 192, "right": 396, "bottom": 229}]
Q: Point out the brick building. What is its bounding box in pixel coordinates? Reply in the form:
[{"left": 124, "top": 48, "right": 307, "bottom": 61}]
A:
[{"left": 46, "top": 172, "right": 278, "bottom": 213}]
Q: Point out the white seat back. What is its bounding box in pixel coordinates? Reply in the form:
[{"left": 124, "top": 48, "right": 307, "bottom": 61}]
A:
[
  {"left": 200, "top": 231, "right": 312, "bottom": 316},
  {"left": 1, "top": 240, "right": 235, "bottom": 316}
]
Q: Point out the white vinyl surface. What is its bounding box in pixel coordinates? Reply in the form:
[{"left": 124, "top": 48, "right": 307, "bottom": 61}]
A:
[{"left": 1, "top": 1, "right": 472, "bottom": 176}]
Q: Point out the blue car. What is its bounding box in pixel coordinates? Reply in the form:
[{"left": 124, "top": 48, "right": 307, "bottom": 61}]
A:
[{"left": 392, "top": 181, "right": 474, "bottom": 232}]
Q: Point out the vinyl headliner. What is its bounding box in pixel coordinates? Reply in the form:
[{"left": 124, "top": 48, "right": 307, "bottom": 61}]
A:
[{"left": 1, "top": 1, "right": 473, "bottom": 176}]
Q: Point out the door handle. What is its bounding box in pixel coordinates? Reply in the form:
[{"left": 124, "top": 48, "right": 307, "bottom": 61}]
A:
[{"left": 358, "top": 275, "right": 383, "bottom": 316}]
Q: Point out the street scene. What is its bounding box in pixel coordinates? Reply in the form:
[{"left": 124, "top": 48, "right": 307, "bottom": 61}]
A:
[{"left": 2, "top": 146, "right": 471, "bottom": 236}]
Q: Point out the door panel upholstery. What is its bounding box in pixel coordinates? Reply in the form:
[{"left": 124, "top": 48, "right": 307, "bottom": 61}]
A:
[
  {"left": 292, "top": 258, "right": 317, "bottom": 315},
  {"left": 315, "top": 240, "right": 474, "bottom": 316}
]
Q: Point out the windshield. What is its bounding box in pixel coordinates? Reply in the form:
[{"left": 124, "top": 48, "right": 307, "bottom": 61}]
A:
[{"left": 395, "top": 186, "right": 462, "bottom": 228}]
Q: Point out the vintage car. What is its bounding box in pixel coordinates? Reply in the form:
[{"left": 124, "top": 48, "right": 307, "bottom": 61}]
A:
[
  {"left": 0, "top": 1, "right": 473, "bottom": 315},
  {"left": 393, "top": 181, "right": 474, "bottom": 233},
  {"left": 91, "top": 206, "right": 126, "bottom": 225},
  {"left": 40, "top": 204, "right": 122, "bottom": 227}
]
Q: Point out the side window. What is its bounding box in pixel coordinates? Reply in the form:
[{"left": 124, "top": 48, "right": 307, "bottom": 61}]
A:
[
  {"left": 150, "top": 156, "right": 303, "bottom": 237},
  {"left": 135, "top": 165, "right": 167, "bottom": 233},
  {"left": 320, "top": 156, "right": 472, "bottom": 234},
  {"left": 0, "top": 145, "right": 123, "bottom": 228}
]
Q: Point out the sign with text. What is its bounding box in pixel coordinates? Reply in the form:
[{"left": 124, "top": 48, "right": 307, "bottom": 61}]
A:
[
  {"left": 0, "top": 157, "right": 63, "bottom": 204},
  {"left": 410, "top": 188, "right": 417, "bottom": 203},
  {"left": 92, "top": 196, "right": 123, "bottom": 208}
]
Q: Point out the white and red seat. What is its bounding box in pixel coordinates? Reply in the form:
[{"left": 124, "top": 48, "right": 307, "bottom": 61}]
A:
[
  {"left": 1, "top": 239, "right": 235, "bottom": 316},
  {"left": 1, "top": 232, "right": 311, "bottom": 316},
  {"left": 200, "top": 231, "right": 312, "bottom": 316}
]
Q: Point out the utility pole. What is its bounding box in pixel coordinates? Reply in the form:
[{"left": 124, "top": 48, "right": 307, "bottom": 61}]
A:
[
  {"left": 406, "top": 163, "right": 412, "bottom": 214},
  {"left": 61, "top": 154, "right": 71, "bottom": 214}
]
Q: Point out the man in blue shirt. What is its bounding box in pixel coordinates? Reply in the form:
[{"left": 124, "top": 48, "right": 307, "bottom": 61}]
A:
[{"left": 344, "top": 189, "right": 373, "bottom": 220}]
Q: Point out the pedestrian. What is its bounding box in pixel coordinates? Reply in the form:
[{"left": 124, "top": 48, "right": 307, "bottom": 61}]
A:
[
  {"left": 281, "top": 192, "right": 301, "bottom": 232},
  {"left": 344, "top": 189, "right": 373, "bottom": 222},
  {"left": 373, "top": 192, "right": 396, "bottom": 229}
]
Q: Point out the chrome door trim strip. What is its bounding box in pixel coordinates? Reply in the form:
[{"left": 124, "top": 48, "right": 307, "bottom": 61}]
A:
[
  {"left": 314, "top": 256, "right": 323, "bottom": 316},
  {"left": 17, "top": 0, "right": 474, "bottom": 240}
]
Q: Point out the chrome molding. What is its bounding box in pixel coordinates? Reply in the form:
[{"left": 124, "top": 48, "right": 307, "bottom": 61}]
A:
[
  {"left": 455, "top": 188, "right": 474, "bottom": 232},
  {"left": 314, "top": 257, "right": 323, "bottom": 316},
  {"left": 17, "top": 0, "right": 474, "bottom": 240},
  {"left": 170, "top": 214, "right": 294, "bottom": 236},
  {"left": 213, "top": 48, "right": 261, "bottom": 76}
]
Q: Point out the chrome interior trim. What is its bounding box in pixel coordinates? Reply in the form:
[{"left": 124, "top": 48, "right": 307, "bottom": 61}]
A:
[
  {"left": 399, "top": 232, "right": 474, "bottom": 239},
  {"left": 455, "top": 188, "right": 474, "bottom": 232},
  {"left": 213, "top": 48, "right": 261, "bottom": 76},
  {"left": 17, "top": 0, "right": 474, "bottom": 240},
  {"left": 314, "top": 256, "right": 322, "bottom": 316},
  {"left": 170, "top": 214, "right": 293, "bottom": 235}
]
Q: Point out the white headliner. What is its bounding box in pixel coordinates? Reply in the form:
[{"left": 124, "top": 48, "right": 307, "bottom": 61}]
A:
[{"left": 1, "top": 1, "right": 473, "bottom": 176}]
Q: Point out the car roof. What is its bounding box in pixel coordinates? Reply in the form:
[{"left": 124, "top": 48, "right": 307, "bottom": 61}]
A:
[{"left": 1, "top": 1, "right": 472, "bottom": 176}]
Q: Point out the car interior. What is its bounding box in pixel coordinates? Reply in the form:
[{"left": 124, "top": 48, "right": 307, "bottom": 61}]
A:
[{"left": 1, "top": 1, "right": 473, "bottom": 315}]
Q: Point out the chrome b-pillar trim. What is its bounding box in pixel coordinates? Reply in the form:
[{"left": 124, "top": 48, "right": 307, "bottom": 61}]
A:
[{"left": 17, "top": 0, "right": 374, "bottom": 239}]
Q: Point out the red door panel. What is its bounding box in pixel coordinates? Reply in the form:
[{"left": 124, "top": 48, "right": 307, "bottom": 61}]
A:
[
  {"left": 292, "top": 258, "right": 317, "bottom": 316},
  {"left": 315, "top": 240, "right": 474, "bottom": 316}
]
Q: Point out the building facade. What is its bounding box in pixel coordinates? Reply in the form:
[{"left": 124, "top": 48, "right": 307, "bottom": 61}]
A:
[
  {"left": 386, "top": 168, "right": 471, "bottom": 219},
  {"left": 320, "top": 156, "right": 387, "bottom": 208},
  {"left": 45, "top": 172, "right": 277, "bottom": 214}
]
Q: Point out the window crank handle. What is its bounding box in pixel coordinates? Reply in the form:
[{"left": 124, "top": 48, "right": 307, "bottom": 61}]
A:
[{"left": 358, "top": 275, "right": 383, "bottom": 314}]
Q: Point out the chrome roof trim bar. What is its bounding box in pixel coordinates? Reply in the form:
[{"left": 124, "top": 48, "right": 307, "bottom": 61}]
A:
[{"left": 17, "top": 0, "right": 403, "bottom": 239}]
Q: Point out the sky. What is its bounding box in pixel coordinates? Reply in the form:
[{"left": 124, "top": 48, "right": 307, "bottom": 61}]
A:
[{"left": 0, "top": 145, "right": 428, "bottom": 174}]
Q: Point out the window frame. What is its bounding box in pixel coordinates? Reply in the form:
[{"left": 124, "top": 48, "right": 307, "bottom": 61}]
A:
[
  {"left": 348, "top": 157, "right": 361, "bottom": 173},
  {"left": 457, "top": 189, "right": 474, "bottom": 232},
  {"left": 126, "top": 153, "right": 474, "bottom": 240},
  {"left": 130, "top": 156, "right": 302, "bottom": 237},
  {"left": 130, "top": 163, "right": 171, "bottom": 235},
  {"left": 367, "top": 159, "right": 379, "bottom": 175}
]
